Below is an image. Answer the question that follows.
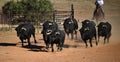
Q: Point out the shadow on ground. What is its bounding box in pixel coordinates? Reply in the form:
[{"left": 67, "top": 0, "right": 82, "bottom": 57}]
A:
[
  {"left": 23, "top": 45, "right": 47, "bottom": 52},
  {"left": 63, "top": 44, "right": 83, "bottom": 48},
  {"left": 0, "top": 43, "right": 17, "bottom": 46}
]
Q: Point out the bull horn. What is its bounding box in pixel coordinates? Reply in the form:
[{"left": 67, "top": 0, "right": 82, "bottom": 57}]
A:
[
  {"left": 49, "top": 23, "right": 53, "bottom": 25},
  {"left": 69, "top": 22, "right": 72, "bottom": 24},
  {"left": 21, "top": 27, "right": 27, "bottom": 31},
  {"left": 86, "top": 21, "right": 89, "bottom": 23},
  {"left": 84, "top": 27, "right": 89, "bottom": 31},
  {"left": 55, "top": 32, "right": 60, "bottom": 35},
  {"left": 46, "top": 30, "right": 52, "bottom": 35}
]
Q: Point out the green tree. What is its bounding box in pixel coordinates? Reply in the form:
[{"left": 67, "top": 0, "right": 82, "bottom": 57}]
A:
[{"left": 2, "top": 0, "right": 54, "bottom": 24}]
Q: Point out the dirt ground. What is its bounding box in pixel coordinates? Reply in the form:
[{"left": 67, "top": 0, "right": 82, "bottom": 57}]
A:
[{"left": 0, "top": 1, "right": 120, "bottom": 62}]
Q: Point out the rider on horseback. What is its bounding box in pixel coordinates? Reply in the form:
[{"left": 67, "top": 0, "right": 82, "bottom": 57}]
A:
[{"left": 95, "top": 0, "right": 105, "bottom": 19}]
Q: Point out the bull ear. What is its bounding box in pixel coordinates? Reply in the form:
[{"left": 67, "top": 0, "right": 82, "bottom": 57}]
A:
[
  {"left": 106, "top": 22, "right": 108, "bottom": 23},
  {"left": 81, "top": 21, "right": 83, "bottom": 23},
  {"left": 15, "top": 27, "right": 17, "bottom": 31},
  {"left": 97, "top": 25, "right": 99, "bottom": 27}
]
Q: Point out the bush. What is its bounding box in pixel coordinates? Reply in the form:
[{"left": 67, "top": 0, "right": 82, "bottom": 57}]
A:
[{"left": 2, "top": 0, "right": 54, "bottom": 24}]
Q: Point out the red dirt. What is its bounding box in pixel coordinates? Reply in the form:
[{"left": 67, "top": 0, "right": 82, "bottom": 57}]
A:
[{"left": 0, "top": 1, "right": 120, "bottom": 62}]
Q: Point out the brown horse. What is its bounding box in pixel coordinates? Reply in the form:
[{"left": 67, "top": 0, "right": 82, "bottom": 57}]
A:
[{"left": 93, "top": 3, "right": 105, "bottom": 23}]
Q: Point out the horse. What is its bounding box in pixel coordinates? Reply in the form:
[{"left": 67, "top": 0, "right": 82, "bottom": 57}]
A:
[{"left": 92, "top": 3, "right": 105, "bottom": 24}]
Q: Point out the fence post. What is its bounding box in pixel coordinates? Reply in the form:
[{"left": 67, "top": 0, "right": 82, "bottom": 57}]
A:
[
  {"left": 71, "top": 4, "right": 74, "bottom": 19},
  {"left": 53, "top": 10, "right": 56, "bottom": 22}
]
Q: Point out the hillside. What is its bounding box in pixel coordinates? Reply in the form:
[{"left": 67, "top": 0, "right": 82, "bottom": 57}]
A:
[
  {"left": 0, "top": 0, "right": 120, "bottom": 10},
  {"left": 0, "top": 0, "right": 120, "bottom": 20}
]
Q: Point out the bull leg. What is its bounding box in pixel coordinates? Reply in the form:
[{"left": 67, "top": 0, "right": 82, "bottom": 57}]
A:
[
  {"left": 95, "top": 34, "right": 98, "bottom": 46},
  {"left": 107, "top": 36, "right": 110, "bottom": 43},
  {"left": 60, "top": 41, "right": 63, "bottom": 51},
  {"left": 27, "top": 38, "right": 31, "bottom": 46},
  {"left": 57, "top": 41, "right": 63, "bottom": 52},
  {"left": 60, "top": 47, "right": 62, "bottom": 51},
  {"left": 20, "top": 39, "right": 24, "bottom": 47},
  {"left": 51, "top": 43, "right": 54, "bottom": 52},
  {"left": 57, "top": 43, "right": 61, "bottom": 52},
  {"left": 75, "top": 30, "right": 77, "bottom": 40},
  {"left": 71, "top": 33, "right": 74, "bottom": 40},
  {"left": 62, "top": 40, "right": 64, "bottom": 47},
  {"left": 32, "top": 33, "right": 37, "bottom": 43},
  {"left": 107, "top": 33, "right": 111, "bottom": 43},
  {"left": 84, "top": 40, "right": 88, "bottom": 48},
  {"left": 67, "top": 33, "right": 69, "bottom": 39},
  {"left": 89, "top": 39, "right": 93, "bottom": 47},
  {"left": 46, "top": 43, "right": 50, "bottom": 52},
  {"left": 107, "top": 37, "right": 110, "bottom": 43},
  {"left": 98, "top": 36, "right": 100, "bottom": 44},
  {"left": 104, "top": 36, "right": 107, "bottom": 44}
]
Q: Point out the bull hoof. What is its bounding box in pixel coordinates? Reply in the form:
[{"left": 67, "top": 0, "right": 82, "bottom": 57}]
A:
[
  {"left": 85, "top": 45, "right": 88, "bottom": 48},
  {"left": 90, "top": 45, "right": 93, "bottom": 47},
  {"left": 57, "top": 48, "right": 62, "bottom": 52},
  {"left": 34, "top": 40, "right": 37, "bottom": 43},
  {"left": 46, "top": 50, "right": 49, "bottom": 52},
  {"left": 96, "top": 42, "right": 98, "bottom": 46},
  {"left": 28, "top": 44, "right": 31, "bottom": 47},
  {"left": 46, "top": 48, "right": 50, "bottom": 52},
  {"left": 22, "top": 45, "right": 24, "bottom": 47},
  {"left": 52, "top": 49, "right": 54, "bottom": 52}
]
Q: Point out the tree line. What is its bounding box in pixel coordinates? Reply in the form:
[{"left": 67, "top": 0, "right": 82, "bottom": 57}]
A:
[{"left": 2, "top": 0, "right": 54, "bottom": 24}]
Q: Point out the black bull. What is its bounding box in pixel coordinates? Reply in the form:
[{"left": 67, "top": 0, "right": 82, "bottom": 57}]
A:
[
  {"left": 41, "top": 21, "right": 58, "bottom": 49},
  {"left": 79, "top": 20, "right": 98, "bottom": 48},
  {"left": 46, "top": 29, "right": 65, "bottom": 52},
  {"left": 41, "top": 21, "right": 65, "bottom": 52},
  {"left": 97, "top": 22, "right": 112, "bottom": 44},
  {"left": 63, "top": 18, "right": 78, "bottom": 39},
  {"left": 15, "top": 24, "right": 37, "bottom": 47}
]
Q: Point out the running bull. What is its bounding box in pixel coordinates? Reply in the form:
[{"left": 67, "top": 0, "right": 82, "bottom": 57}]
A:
[{"left": 15, "top": 24, "right": 37, "bottom": 47}]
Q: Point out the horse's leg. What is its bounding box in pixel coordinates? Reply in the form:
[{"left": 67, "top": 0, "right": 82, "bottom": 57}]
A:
[
  {"left": 92, "top": 9, "right": 97, "bottom": 20},
  {"left": 100, "top": 5, "right": 105, "bottom": 19}
]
